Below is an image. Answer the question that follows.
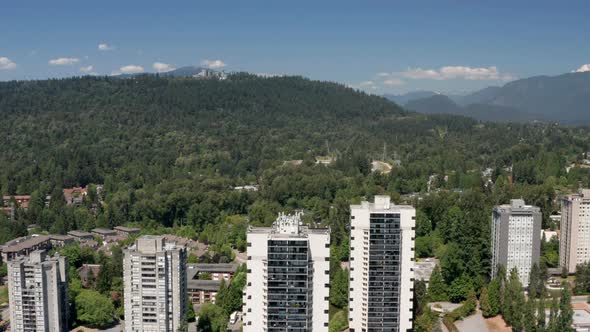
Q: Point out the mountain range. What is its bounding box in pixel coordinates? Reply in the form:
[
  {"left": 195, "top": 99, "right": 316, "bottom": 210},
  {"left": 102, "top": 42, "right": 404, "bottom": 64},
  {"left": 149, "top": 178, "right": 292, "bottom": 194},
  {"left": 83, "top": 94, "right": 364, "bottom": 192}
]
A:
[{"left": 385, "top": 71, "right": 590, "bottom": 124}]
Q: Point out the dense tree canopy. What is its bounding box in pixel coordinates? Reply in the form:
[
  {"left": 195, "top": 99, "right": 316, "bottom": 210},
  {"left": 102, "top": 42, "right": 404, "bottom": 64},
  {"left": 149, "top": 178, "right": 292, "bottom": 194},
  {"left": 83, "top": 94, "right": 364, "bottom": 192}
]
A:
[{"left": 0, "top": 74, "right": 586, "bottom": 330}]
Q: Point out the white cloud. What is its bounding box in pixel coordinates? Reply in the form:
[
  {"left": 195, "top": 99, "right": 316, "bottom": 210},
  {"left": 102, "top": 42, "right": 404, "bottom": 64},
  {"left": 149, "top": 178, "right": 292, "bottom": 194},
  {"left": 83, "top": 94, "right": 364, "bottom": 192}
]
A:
[
  {"left": 118, "top": 65, "right": 144, "bottom": 74},
  {"left": 401, "top": 68, "right": 444, "bottom": 80},
  {"left": 153, "top": 62, "right": 175, "bottom": 73},
  {"left": 98, "top": 43, "right": 114, "bottom": 51},
  {"left": 397, "top": 66, "right": 513, "bottom": 81},
  {"left": 49, "top": 57, "right": 80, "bottom": 66},
  {"left": 201, "top": 59, "right": 226, "bottom": 69},
  {"left": 0, "top": 57, "right": 16, "bottom": 70},
  {"left": 576, "top": 64, "right": 590, "bottom": 73},
  {"left": 79, "top": 65, "right": 95, "bottom": 73},
  {"left": 383, "top": 78, "right": 405, "bottom": 86},
  {"left": 357, "top": 81, "right": 378, "bottom": 90}
]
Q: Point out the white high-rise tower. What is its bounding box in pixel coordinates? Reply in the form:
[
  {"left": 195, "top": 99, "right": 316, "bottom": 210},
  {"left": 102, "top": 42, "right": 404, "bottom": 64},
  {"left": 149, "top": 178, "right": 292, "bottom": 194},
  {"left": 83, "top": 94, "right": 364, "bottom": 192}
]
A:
[
  {"left": 348, "top": 195, "right": 416, "bottom": 332},
  {"left": 242, "top": 212, "right": 330, "bottom": 332}
]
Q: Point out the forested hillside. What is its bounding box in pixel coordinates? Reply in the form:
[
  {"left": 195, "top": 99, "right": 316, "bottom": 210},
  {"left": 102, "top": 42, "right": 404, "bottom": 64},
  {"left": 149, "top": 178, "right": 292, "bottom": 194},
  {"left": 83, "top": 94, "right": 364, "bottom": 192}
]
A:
[{"left": 2, "top": 74, "right": 590, "bottom": 329}]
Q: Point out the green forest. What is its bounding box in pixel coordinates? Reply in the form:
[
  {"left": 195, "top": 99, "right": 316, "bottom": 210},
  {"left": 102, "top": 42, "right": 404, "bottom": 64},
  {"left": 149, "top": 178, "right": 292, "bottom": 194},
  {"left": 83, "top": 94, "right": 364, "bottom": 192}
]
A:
[{"left": 2, "top": 74, "right": 590, "bottom": 330}]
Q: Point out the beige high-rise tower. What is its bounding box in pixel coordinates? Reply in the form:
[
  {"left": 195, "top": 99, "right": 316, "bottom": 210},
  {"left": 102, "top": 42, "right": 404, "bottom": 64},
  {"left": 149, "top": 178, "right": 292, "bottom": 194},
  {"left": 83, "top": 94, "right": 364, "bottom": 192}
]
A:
[
  {"left": 560, "top": 189, "right": 590, "bottom": 273},
  {"left": 7, "top": 250, "right": 69, "bottom": 332},
  {"left": 124, "top": 235, "right": 187, "bottom": 332}
]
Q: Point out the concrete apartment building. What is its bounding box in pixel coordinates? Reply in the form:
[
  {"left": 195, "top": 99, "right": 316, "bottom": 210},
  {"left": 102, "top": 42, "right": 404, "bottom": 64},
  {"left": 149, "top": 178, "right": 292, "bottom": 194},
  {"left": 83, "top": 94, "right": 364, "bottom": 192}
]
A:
[
  {"left": 348, "top": 195, "right": 416, "bottom": 332},
  {"left": 188, "top": 263, "right": 239, "bottom": 281},
  {"left": 123, "top": 235, "right": 187, "bottom": 332},
  {"left": 242, "top": 212, "right": 330, "bottom": 332},
  {"left": 7, "top": 250, "right": 69, "bottom": 332},
  {"left": 560, "top": 189, "right": 590, "bottom": 273},
  {"left": 491, "top": 199, "right": 542, "bottom": 287}
]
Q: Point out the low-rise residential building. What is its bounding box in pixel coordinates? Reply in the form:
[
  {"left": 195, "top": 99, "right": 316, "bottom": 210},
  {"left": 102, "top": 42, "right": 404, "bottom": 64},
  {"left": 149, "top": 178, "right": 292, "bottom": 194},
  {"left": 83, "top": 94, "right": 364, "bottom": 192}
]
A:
[
  {"left": 2, "top": 195, "right": 31, "bottom": 209},
  {"left": 415, "top": 258, "right": 440, "bottom": 286},
  {"left": 92, "top": 228, "right": 117, "bottom": 239},
  {"left": 1, "top": 235, "right": 52, "bottom": 261},
  {"left": 67, "top": 230, "right": 95, "bottom": 241},
  {"left": 63, "top": 187, "right": 88, "bottom": 206},
  {"left": 188, "top": 263, "right": 239, "bottom": 281},
  {"left": 541, "top": 229, "right": 558, "bottom": 242},
  {"left": 188, "top": 280, "right": 221, "bottom": 305},
  {"left": 49, "top": 234, "right": 75, "bottom": 247},
  {"left": 114, "top": 226, "right": 141, "bottom": 236}
]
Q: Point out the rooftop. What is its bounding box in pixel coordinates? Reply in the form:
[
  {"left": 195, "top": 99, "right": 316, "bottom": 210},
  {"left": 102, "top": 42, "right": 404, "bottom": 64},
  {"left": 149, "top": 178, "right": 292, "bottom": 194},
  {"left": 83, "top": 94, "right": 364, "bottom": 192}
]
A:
[
  {"left": 494, "top": 199, "right": 540, "bottom": 213},
  {"left": 351, "top": 195, "right": 413, "bottom": 211},
  {"left": 2, "top": 235, "right": 50, "bottom": 253},
  {"left": 68, "top": 230, "right": 94, "bottom": 237},
  {"left": 187, "top": 279, "right": 222, "bottom": 291},
  {"left": 92, "top": 228, "right": 117, "bottom": 235},
  {"left": 188, "top": 263, "right": 239, "bottom": 274},
  {"left": 114, "top": 226, "right": 141, "bottom": 232},
  {"left": 49, "top": 234, "right": 74, "bottom": 241},
  {"left": 248, "top": 212, "right": 329, "bottom": 237}
]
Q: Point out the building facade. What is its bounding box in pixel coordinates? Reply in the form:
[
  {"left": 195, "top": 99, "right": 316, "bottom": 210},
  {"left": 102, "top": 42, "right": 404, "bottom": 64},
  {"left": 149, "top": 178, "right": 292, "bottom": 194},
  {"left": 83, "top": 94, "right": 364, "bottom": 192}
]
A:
[
  {"left": 560, "top": 189, "right": 590, "bottom": 273},
  {"left": 187, "top": 279, "right": 222, "bottom": 305},
  {"left": 123, "top": 236, "right": 187, "bottom": 332},
  {"left": 243, "top": 212, "right": 330, "bottom": 332},
  {"left": 491, "top": 199, "right": 542, "bottom": 287},
  {"left": 348, "top": 195, "right": 416, "bottom": 332},
  {"left": 7, "top": 250, "right": 69, "bottom": 332}
]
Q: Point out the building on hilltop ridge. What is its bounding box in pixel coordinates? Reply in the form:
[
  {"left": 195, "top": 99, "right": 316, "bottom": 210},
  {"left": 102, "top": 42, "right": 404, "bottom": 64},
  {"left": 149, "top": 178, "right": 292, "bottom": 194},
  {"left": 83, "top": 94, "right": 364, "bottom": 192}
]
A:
[
  {"left": 348, "top": 195, "right": 416, "bottom": 332},
  {"left": 243, "top": 212, "right": 330, "bottom": 332},
  {"left": 123, "top": 235, "right": 187, "bottom": 332},
  {"left": 491, "top": 199, "right": 542, "bottom": 287},
  {"left": 7, "top": 250, "right": 69, "bottom": 332}
]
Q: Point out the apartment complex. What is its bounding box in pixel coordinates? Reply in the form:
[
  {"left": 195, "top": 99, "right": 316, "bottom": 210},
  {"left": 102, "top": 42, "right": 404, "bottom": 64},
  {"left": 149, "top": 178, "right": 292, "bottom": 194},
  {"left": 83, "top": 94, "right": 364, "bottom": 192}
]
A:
[
  {"left": 243, "top": 212, "right": 330, "bottom": 332},
  {"left": 560, "top": 189, "right": 590, "bottom": 273},
  {"left": 491, "top": 199, "right": 542, "bottom": 287},
  {"left": 7, "top": 250, "right": 69, "bottom": 332},
  {"left": 348, "top": 195, "right": 416, "bottom": 332},
  {"left": 123, "top": 236, "right": 188, "bottom": 332}
]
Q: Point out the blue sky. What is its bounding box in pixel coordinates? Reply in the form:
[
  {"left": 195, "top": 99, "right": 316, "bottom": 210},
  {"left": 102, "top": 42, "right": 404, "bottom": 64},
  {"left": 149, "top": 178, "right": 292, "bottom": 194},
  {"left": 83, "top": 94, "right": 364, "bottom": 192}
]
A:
[{"left": 1, "top": 0, "right": 590, "bottom": 94}]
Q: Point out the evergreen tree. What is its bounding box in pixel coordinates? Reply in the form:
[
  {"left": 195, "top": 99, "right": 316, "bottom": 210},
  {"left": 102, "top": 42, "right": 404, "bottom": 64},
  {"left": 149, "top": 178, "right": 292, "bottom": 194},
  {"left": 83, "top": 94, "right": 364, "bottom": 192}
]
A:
[
  {"left": 214, "top": 279, "right": 229, "bottom": 312},
  {"left": 413, "top": 279, "right": 428, "bottom": 317},
  {"left": 523, "top": 298, "right": 536, "bottom": 332},
  {"left": 537, "top": 290, "right": 546, "bottom": 331},
  {"left": 529, "top": 263, "right": 541, "bottom": 299},
  {"left": 330, "top": 267, "right": 349, "bottom": 309},
  {"left": 503, "top": 268, "right": 525, "bottom": 329},
  {"left": 480, "top": 286, "right": 493, "bottom": 318},
  {"left": 547, "top": 297, "right": 559, "bottom": 332},
  {"left": 428, "top": 265, "right": 448, "bottom": 302},
  {"left": 557, "top": 282, "right": 574, "bottom": 332},
  {"left": 487, "top": 277, "right": 502, "bottom": 317}
]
